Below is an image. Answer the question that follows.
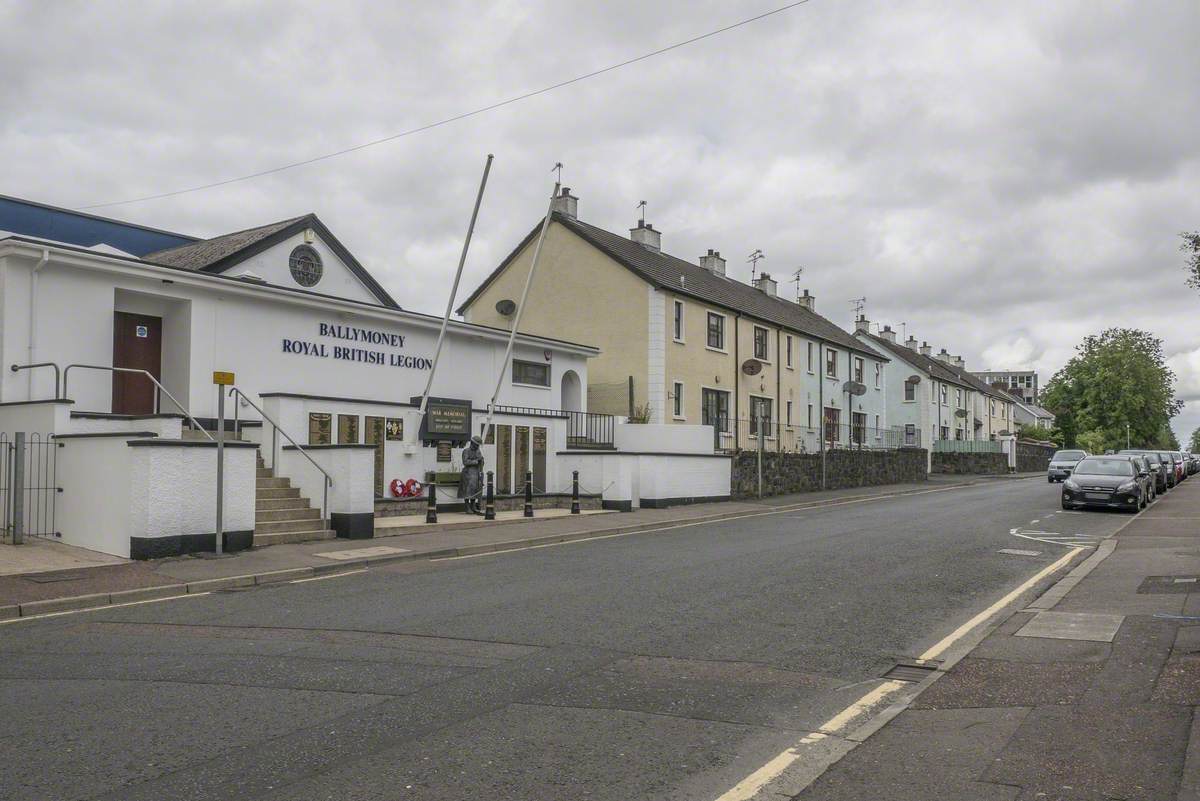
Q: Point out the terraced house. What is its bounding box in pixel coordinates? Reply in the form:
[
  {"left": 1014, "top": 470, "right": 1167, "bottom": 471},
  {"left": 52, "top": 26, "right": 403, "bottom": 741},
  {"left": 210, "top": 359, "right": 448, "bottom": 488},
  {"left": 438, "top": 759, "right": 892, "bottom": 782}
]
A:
[{"left": 458, "top": 188, "right": 891, "bottom": 452}]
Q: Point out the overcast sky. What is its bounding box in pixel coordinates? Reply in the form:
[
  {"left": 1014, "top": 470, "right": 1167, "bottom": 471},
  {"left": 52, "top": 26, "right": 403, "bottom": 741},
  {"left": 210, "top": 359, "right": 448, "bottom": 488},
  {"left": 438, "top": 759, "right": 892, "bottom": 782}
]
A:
[{"left": 4, "top": 1, "right": 1199, "bottom": 439}]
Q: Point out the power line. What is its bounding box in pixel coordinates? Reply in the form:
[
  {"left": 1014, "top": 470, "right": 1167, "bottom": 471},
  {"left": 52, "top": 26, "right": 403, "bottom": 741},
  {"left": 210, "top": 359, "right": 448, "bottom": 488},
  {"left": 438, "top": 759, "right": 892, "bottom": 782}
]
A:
[{"left": 78, "top": 0, "right": 813, "bottom": 210}]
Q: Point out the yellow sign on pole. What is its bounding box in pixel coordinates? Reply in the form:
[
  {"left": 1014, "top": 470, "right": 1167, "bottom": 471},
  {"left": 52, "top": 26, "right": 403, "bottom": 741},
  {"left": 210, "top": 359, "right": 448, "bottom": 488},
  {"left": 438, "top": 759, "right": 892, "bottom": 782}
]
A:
[{"left": 212, "top": 371, "right": 235, "bottom": 386}]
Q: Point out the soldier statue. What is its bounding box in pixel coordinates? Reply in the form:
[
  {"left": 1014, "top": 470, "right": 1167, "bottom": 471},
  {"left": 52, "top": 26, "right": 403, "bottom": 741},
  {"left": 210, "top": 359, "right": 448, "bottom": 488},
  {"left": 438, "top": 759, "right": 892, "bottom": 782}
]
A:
[{"left": 458, "top": 435, "right": 485, "bottom": 515}]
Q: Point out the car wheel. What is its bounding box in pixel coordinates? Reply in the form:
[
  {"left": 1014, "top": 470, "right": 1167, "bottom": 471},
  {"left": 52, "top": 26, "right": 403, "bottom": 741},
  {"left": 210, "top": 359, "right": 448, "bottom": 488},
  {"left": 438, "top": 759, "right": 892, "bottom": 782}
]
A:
[
  {"left": 1048, "top": 477, "right": 1054, "bottom": 483},
  {"left": 1061, "top": 498, "right": 1071, "bottom": 510}
]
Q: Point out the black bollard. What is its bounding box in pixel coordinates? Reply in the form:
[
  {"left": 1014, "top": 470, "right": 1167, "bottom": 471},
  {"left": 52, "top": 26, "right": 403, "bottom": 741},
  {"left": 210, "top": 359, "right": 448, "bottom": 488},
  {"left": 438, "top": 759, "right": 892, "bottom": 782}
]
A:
[
  {"left": 524, "top": 470, "right": 534, "bottom": 518},
  {"left": 425, "top": 472, "right": 438, "bottom": 524},
  {"left": 571, "top": 470, "right": 581, "bottom": 514},
  {"left": 484, "top": 470, "right": 496, "bottom": 520}
]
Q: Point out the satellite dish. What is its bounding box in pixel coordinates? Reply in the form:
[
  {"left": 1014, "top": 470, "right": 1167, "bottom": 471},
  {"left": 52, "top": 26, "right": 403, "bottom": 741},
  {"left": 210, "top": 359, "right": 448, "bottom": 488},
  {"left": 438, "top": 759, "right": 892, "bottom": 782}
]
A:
[
  {"left": 842, "top": 381, "right": 867, "bottom": 396},
  {"left": 495, "top": 299, "right": 517, "bottom": 316},
  {"left": 741, "top": 359, "right": 763, "bottom": 376},
  {"left": 906, "top": 375, "right": 921, "bottom": 384},
  {"left": 955, "top": 408, "right": 969, "bottom": 418}
]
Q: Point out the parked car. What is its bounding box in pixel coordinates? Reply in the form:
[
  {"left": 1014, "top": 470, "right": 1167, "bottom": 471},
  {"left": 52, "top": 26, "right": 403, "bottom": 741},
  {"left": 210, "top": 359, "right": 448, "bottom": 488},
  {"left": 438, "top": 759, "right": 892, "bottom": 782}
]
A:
[
  {"left": 1171, "top": 451, "right": 1187, "bottom": 483},
  {"left": 1119, "top": 450, "right": 1168, "bottom": 494},
  {"left": 1048, "top": 449, "right": 1088, "bottom": 483},
  {"left": 1062, "top": 456, "right": 1147, "bottom": 512},
  {"left": 1124, "top": 455, "right": 1156, "bottom": 504},
  {"left": 1157, "top": 451, "right": 1179, "bottom": 488}
]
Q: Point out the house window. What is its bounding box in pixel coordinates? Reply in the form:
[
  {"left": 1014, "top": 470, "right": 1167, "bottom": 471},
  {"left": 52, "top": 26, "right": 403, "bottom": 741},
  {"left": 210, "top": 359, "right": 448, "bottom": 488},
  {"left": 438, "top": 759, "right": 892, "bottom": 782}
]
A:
[
  {"left": 904, "top": 423, "right": 916, "bottom": 445},
  {"left": 990, "top": 399, "right": 996, "bottom": 415},
  {"left": 824, "top": 407, "right": 841, "bottom": 446},
  {"left": 786, "top": 336, "right": 793, "bottom": 368},
  {"left": 904, "top": 381, "right": 916, "bottom": 402},
  {"left": 826, "top": 348, "right": 838, "bottom": 378},
  {"left": 853, "top": 356, "right": 864, "bottom": 384},
  {"left": 706, "top": 312, "right": 725, "bottom": 350},
  {"left": 308, "top": 412, "right": 331, "bottom": 445},
  {"left": 672, "top": 381, "right": 684, "bottom": 418},
  {"left": 940, "top": 425, "right": 950, "bottom": 440},
  {"left": 512, "top": 359, "right": 551, "bottom": 387},
  {"left": 753, "top": 326, "right": 769, "bottom": 360},
  {"left": 807, "top": 342, "right": 814, "bottom": 373},
  {"left": 786, "top": 401, "right": 793, "bottom": 426},
  {"left": 702, "top": 388, "right": 730, "bottom": 432},
  {"left": 852, "top": 412, "right": 867, "bottom": 445},
  {"left": 807, "top": 403, "right": 813, "bottom": 428},
  {"left": 749, "top": 396, "right": 773, "bottom": 436},
  {"left": 955, "top": 388, "right": 962, "bottom": 408},
  {"left": 874, "top": 362, "right": 881, "bottom": 388},
  {"left": 955, "top": 428, "right": 965, "bottom": 441},
  {"left": 939, "top": 384, "right": 948, "bottom": 404},
  {"left": 874, "top": 414, "right": 880, "bottom": 433},
  {"left": 673, "top": 300, "right": 684, "bottom": 342}
]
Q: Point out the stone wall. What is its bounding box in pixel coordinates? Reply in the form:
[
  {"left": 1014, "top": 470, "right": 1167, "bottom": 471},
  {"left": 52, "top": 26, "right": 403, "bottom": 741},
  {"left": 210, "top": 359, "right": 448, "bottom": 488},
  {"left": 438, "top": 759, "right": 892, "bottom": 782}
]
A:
[
  {"left": 1017, "top": 441, "right": 1056, "bottom": 473},
  {"left": 731, "top": 449, "right": 927, "bottom": 499},
  {"left": 931, "top": 452, "right": 1009, "bottom": 475}
]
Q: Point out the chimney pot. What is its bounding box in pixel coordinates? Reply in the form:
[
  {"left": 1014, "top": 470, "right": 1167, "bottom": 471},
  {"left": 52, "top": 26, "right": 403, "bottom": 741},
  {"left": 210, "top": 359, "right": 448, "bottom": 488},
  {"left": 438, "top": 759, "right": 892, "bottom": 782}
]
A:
[
  {"left": 880, "top": 325, "right": 897, "bottom": 343},
  {"left": 920, "top": 341, "right": 932, "bottom": 356},
  {"left": 699, "top": 249, "right": 726, "bottom": 276},
  {"left": 752, "top": 272, "right": 778, "bottom": 297},
  {"left": 797, "top": 289, "right": 815, "bottom": 311},
  {"left": 550, "top": 187, "right": 578, "bottom": 219},
  {"left": 855, "top": 314, "right": 871, "bottom": 333},
  {"left": 630, "top": 220, "right": 661, "bottom": 253},
  {"left": 904, "top": 336, "right": 918, "bottom": 350}
]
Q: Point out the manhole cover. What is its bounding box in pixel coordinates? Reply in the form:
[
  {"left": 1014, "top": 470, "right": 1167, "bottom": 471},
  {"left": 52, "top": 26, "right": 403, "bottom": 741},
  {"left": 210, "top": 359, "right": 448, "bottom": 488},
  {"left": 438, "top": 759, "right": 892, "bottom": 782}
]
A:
[
  {"left": 1138, "top": 576, "right": 1200, "bottom": 594},
  {"left": 881, "top": 661, "right": 939, "bottom": 683}
]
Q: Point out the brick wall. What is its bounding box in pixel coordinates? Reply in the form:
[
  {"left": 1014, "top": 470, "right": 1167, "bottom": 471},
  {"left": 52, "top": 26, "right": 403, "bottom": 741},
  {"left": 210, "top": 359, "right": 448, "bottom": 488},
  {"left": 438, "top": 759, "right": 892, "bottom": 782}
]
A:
[
  {"left": 931, "top": 452, "right": 1009, "bottom": 475},
  {"left": 731, "top": 449, "right": 928, "bottom": 499}
]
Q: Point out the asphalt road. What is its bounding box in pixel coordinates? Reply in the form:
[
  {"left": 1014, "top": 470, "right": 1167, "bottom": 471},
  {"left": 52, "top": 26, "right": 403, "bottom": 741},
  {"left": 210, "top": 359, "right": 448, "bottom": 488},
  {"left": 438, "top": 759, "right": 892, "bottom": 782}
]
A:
[{"left": 0, "top": 478, "right": 1134, "bottom": 801}]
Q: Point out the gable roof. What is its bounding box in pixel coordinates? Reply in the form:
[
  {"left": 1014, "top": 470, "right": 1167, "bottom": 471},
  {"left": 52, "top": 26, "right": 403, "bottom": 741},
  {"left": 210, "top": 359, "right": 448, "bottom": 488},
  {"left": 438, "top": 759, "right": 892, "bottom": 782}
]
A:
[
  {"left": 857, "top": 332, "right": 976, "bottom": 389},
  {"left": 1012, "top": 396, "right": 1055, "bottom": 420},
  {"left": 144, "top": 213, "right": 398, "bottom": 308},
  {"left": 459, "top": 212, "right": 881, "bottom": 359}
]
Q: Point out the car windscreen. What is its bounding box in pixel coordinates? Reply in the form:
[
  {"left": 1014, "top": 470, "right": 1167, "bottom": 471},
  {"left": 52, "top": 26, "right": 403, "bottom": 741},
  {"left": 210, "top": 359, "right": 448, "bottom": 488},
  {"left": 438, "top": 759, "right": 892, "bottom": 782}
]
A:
[
  {"left": 1074, "top": 458, "right": 1135, "bottom": 477},
  {"left": 1159, "top": 452, "right": 1175, "bottom": 463},
  {"left": 1053, "top": 451, "right": 1086, "bottom": 461}
]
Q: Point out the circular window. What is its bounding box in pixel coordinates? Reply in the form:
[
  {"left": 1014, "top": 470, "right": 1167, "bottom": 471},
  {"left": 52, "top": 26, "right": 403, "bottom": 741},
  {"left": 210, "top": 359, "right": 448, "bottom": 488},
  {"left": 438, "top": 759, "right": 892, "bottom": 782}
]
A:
[{"left": 288, "top": 245, "right": 323, "bottom": 287}]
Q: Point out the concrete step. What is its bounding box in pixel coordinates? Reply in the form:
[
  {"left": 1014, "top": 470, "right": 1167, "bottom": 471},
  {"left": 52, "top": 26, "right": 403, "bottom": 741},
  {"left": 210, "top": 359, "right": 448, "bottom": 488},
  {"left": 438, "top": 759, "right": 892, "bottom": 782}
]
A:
[
  {"left": 253, "top": 529, "right": 338, "bottom": 547},
  {"left": 255, "top": 518, "right": 330, "bottom": 535},
  {"left": 257, "top": 487, "right": 301, "bottom": 500},
  {"left": 256, "top": 496, "right": 312, "bottom": 511},
  {"left": 256, "top": 477, "right": 291, "bottom": 489},
  {"left": 256, "top": 467, "right": 274, "bottom": 478},
  {"left": 256, "top": 507, "right": 322, "bottom": 523}
]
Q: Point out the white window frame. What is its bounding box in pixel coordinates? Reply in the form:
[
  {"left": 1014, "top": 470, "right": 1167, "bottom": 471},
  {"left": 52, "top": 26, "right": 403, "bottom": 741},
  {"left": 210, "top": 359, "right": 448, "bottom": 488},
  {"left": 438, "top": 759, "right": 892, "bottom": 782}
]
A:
[
  {"left": 939, "top": 384, "right": 948, "bottom": 405},
  {"left": 826, "top": 347, "right": 839, "bottom": 379},
  {"left": 874, "top": 361, "right": 881, "bottom": 388},
  {"left": 785, "top": 335, "right": 794, "bottom": 369},
  {"left": 672, "top": 300, "right": 685, "bottom": 343},
  {"left": 786, "top": 400, "right": 793, "bottom": 426},
  {"left": 512, "top": 358, "right": 552, "bottom": 389},
  {"left": 904, "top": 381, "right": 916, "bottom": 402},
  {"left": 807, "top": 341, "right": 815, "bottom": 374},
  {"left": 705, "top": 310, "right": 728, "bottom": 353},
  {"left": 748, "top": 394, "right": 775, "bottom": 440},
  {"left": 853, "top": 356, "right": 864, "bottom": 384},
  {"left": 672, "top": 380, "right": 685, "bottom": 420},
  {"left": 752, "top": 325, "right": 770, "bottom": 362},
  {"left": 807, "top": 403, "right": 813, "bottom": 428}
]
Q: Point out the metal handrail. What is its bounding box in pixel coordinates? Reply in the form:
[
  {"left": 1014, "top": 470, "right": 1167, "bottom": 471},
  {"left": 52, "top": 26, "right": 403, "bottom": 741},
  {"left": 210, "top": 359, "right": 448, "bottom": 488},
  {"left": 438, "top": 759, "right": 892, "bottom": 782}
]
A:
[
  {"left": 62, "top": 363, "right": 213, "bottom": 441},
  {"left": 228, "top": 387, "right": 332, "bottom": 523},
  {"left": 9, "top": 362, "right": 61, "bottom": 398}
]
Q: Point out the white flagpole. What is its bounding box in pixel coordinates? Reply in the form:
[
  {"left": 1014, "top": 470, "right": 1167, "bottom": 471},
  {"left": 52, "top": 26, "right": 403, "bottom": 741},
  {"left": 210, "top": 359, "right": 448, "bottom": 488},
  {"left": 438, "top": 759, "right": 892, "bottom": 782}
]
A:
[
  {"left": 483, "top": 180, "right": 559, "bottom": 444},
  {"left": 418, "top": 153, "right": 494, "bottom": 417}
]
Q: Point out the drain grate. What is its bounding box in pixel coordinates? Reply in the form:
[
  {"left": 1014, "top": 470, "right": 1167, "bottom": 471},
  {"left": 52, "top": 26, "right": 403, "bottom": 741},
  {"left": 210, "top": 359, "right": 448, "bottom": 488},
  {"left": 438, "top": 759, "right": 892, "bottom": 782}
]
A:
[
  {"left": 1138, "top": 576, "right": 1200, "bottom": 594},
  {"left": 881, "top": 661, "right": 939, "bottom": 683}
]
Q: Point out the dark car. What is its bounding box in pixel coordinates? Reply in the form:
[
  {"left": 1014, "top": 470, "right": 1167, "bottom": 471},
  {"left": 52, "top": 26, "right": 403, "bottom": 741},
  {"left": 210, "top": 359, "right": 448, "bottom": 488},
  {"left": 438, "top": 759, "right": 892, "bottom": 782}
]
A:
[
  {"left": 1119, "top": 450, "right": 1168, "bottom": 494},
  {"left": 1125, "top": 455, "right": 1156, "bottom": 504},
  {"left": 1048, "top": 449, "right": 1088, "bottom": 483},
  {"left": 1062, "top": 456, "right": 1147, "bottom": 512},
  {"left": 1158, "top": 451, "right": 1179, "bottom": 488}
]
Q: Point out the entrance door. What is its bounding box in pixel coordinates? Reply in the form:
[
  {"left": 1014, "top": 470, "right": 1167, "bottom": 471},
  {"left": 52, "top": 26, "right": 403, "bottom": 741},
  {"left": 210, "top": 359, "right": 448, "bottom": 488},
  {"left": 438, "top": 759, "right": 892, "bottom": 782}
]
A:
[
  {"left": 112, "top": 312, "right": 162, "bottom": 414},
  {"left": 365, "top": 416, "right": 385, "bottom": 498}
]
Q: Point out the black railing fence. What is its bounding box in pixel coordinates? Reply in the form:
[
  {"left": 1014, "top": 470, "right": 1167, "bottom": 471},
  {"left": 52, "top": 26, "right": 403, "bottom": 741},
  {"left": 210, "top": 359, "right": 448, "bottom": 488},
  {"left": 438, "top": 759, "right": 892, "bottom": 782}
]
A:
[
  {"left": 489, "top": 405, "right": 616, "bottom": 449},
  {"left": 0, "top": 432, "right": 59, "bottom": 543},
  {"left": 709, "top": 418, "right": 921, "bottom": 453}
]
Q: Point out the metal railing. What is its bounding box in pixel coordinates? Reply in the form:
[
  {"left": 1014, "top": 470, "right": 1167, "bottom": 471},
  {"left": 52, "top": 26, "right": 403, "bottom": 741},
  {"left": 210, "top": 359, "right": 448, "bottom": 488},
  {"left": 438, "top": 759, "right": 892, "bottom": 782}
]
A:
[
  {"left": 62, "top": 363, "right": 213, "bottom": 441},
  {"left": 489, "top": 404, "right": 617, "bottom": 448},
  {"left": 229, "top": 387, "right": 332, "bottom": 522},
  {"left": 710, "top": 418, "right": 921, "bottom": 453},
  {"left": 0, "top": 432, "right": 59, "bottom": 543},
  {"left": 931, "top": 438, "right": 1004, "bottom": 453},
  {"left": 9, "top": 362, "right": 61, "bottom": 398}
]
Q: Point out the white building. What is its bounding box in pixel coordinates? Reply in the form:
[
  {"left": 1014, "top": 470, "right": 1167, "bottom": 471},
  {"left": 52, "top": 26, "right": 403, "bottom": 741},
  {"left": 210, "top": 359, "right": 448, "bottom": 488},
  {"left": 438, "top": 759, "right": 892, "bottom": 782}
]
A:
[{"left": 0, "top": 197, "right": 729, "bottom": 558}]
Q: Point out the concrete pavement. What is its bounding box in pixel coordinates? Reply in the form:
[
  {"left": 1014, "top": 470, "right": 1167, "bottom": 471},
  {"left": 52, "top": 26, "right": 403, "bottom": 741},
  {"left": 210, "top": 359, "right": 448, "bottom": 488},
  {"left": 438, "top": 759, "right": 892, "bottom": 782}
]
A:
[{"left": 0, "top": 475, "right": 1122, "bottom": 801}]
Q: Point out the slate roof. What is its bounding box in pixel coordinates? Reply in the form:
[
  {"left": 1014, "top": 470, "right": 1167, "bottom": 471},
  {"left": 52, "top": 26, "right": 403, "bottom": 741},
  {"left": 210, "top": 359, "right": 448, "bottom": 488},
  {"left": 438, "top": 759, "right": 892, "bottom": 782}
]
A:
[
  {"left": 857, "top": 332, "right": 976, "bottom": 389},
  {"left": 460, "top": 212, "right": 881, "bottom": 359},
  {"left": 144, "top": 216, "right": 305, "bottom": 271}
]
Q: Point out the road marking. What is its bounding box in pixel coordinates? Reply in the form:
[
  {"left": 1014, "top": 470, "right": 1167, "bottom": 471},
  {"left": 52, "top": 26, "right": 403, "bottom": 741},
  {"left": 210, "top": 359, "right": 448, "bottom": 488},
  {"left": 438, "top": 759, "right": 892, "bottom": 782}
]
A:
[
  {"left": 714, "top": 680, "right": 907, "bottom": 801},
  {"left": 1031, "top": 519, "right": 1040, "bottom": 524},
  {"left": 1012, "top": 532, "right": 1098, "bottom": 549},
  {"left": 291, "top": 569, "right": 368, "bottom": 583},
  {"left": 999, "top": 548, "right": 1042, "bottom": 557},
  {"left": 0, "top": 592, "right": 210, "bottom": 626},
  {"left": 918, "top": 547, "right": 1082, "bottom": 662}
]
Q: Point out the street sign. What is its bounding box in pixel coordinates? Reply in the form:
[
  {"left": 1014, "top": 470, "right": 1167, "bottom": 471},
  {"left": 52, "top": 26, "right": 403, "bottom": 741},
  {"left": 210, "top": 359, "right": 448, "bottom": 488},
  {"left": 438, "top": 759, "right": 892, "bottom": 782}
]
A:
[{"left": 212, "top": 371, "right": 235, "bottom": 385}]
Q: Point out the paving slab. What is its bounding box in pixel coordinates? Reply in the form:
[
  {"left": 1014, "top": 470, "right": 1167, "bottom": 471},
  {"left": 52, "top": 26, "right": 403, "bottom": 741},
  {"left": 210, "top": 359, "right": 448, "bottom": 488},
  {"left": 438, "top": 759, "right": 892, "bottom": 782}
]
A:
[
  {"left": 1014, "top": 611, "right": 1125, "bottom": 642},
  {"left": 1081, "top": 615, "right": 1175, "bottom": 706},
  {"left": 912, "top": 657, "right": 1101, "bottom": 709}
]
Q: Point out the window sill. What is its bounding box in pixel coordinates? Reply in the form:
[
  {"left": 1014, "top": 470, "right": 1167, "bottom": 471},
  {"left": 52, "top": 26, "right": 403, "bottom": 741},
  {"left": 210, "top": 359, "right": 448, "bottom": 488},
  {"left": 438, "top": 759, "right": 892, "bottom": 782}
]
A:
[
  {"left": 672, "top": 338, "right": 686, "bottom": 345},
  {"left": 705, "top": 346, "right": 729, "bottom": 355},
  {"left": 512, "top": 382, "right": 552, "bottom": 390}
]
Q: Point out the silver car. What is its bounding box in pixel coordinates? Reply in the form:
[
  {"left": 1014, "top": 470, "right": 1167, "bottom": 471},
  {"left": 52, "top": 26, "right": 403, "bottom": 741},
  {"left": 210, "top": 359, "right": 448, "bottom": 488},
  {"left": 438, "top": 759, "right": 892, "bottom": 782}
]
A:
[{"left": 1048, "top": 449, "right": 1089, "bottom": 483}]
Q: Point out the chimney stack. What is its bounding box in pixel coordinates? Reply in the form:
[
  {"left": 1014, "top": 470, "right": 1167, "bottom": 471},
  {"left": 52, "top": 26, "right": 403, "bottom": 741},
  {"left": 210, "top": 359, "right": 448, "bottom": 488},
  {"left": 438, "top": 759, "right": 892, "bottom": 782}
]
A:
[
  {"left": 698, "top": 249, "right": 726, "bottom": 276},
  {"left": 797, "top": 289, "right": 815, "bottom": 311},
  {"left": 855, "top": 314, "right": 871, "bottom": 333},
  {"left": 752, "top": 272, "right": 778, "bottom": 298},
  {"left": 880, "top": 325, "right": 897, "bottom": 343},
  {"left": 936, "top": 348, "right": 952, "bottom": 364},
  {"left": 952, "top": 355, "right": 965, "bottom": 368},
  {"left": 920, "top": 341, "right": 932, "bottom": 356},
  {"left": 630, "top": 221, "right": 661, "bottom": 253},
  {"left": 550, "top": 186, "right": 578, "bottom": 220},
  {"left": 904, "top": 336, "right": 919, "bottom": 350}
]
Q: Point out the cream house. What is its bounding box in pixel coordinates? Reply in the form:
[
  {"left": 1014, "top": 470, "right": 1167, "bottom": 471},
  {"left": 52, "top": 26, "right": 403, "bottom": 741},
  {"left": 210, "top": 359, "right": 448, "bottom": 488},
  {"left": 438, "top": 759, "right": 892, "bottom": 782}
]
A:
[{"left": 458, "top": 188, "right": 891, "bottom": 451}]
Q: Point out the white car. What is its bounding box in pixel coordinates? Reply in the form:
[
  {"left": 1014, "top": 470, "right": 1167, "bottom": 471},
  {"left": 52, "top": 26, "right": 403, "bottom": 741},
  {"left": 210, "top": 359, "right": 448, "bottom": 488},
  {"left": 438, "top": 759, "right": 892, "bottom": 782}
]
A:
[{"left": 1048, "top": 449, "right": 1089, "bottom": 483}]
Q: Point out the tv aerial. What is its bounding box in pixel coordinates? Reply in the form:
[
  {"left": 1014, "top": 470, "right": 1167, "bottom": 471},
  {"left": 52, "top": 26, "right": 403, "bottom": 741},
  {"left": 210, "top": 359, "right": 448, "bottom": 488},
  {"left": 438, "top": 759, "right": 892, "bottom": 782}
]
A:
[{"left": 747, "top": 249, "right": 765, "bottom": 281}]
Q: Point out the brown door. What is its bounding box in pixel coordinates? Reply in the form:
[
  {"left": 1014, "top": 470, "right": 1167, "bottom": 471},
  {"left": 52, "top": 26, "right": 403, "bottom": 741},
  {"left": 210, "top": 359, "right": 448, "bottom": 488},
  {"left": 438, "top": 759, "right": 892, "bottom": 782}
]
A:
[{"left": 112, "top": 312, "right": 162, "bottom": 414}]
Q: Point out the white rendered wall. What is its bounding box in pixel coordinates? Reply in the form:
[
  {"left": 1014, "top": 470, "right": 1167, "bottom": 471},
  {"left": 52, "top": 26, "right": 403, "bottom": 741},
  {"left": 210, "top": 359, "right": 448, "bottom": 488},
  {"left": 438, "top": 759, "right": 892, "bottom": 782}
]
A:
[
  {"left": 636, "top": 454, "right": 731, "bottom": 502},
  {"left": 614, "top": 423, "right": 715, "bottom": 454},
  {"left": 0, "top": 400, "right": 71, "bottom": 438},
  {"left": 278, "top": 446, "right": 375, "bottom": 517},
  {"left": 64, "top": 415, "right": 183, "bottom": 438},
  {"left": 129, "top": 444, "right": 256, "bottom": 540},
  {"left": 55, "top": 437, "right": 134, "bottom": 557}
]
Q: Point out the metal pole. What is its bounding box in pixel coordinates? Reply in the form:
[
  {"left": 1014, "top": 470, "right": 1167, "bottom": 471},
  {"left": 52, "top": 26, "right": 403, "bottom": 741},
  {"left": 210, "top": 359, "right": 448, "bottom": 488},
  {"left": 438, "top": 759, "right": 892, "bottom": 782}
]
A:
[
  {"left": 523, "top": 470, "right": 534, "bottom": 518},
  {"left": 484, "top": 181, "right": 560, "bottom": 445},
  {"left": 11, "top": 432, "right": 24, "bottom": 546},
  {"left": 757, "top": 415, "right": 764, "bottom": 499},
  {"left": 419, "top": 154, "right": 494, "bottom": 418},
  {"left": 818, "top": 347, "right": 826, "bottom": 490},
  {"left": 571, "top": 470, "right": 581, "bottom": 514},
  {"left": 484, "top": 471, "right": 495, "bottom": 521},
  {"left": 425, "top": 473, "right": 438, "bottom": 524},
  {"left": 215, "top": 388, "right": 224, "bottom": 555}
]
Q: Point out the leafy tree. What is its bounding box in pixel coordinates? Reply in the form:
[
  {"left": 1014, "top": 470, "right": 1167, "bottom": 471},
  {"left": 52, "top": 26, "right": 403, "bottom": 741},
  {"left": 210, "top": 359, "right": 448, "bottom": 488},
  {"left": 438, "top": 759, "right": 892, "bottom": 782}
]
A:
[
  {"left": 1041, "top": 328, "right": 1182, "bottom": 453},
  {"left": 1190, "top": 427, "right": 1200, "bottom": 452},
  {"left": 1016, "top": 423, "right": 1061, "bottom": 444},
  {"left": 1183, "top": 231, "right": 1200, "bottom": 291}
]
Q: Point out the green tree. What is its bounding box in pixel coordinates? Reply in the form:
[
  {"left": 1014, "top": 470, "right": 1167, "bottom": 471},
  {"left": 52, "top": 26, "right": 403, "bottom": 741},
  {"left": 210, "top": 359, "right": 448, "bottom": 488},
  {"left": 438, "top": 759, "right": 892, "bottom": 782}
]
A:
[
  {"left": 1183, "top": 231, "right": 1200, "bottom": 291},
  {"left": 1190, "top": 427, "right": 1200, "bottom": 452},
  {"left": 1041, "top": 328, "right": 1182, "bottom": 453}
]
